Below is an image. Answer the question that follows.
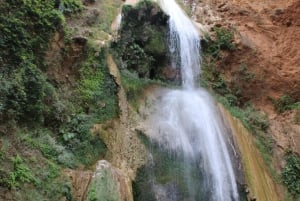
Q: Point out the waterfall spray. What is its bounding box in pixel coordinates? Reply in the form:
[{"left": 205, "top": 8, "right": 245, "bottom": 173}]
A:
[{"left": 147, "top": 0, "right": 240, "bottom": 200}]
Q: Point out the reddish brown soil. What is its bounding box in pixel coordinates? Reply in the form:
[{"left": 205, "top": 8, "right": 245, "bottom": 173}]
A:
[
  {"left": 217, "top": 0, "right": 300, "bottom": 103},
  {"left": 198, "top": 2, "right": 300, "bottom": 199},
  {"left": 205, "top": 0, "right": 300, "bottom": 158}
]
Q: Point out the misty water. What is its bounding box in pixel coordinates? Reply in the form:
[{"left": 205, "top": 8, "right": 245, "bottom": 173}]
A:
[{"left": 142, "top": 0, "right": 240, "bottom": 200}]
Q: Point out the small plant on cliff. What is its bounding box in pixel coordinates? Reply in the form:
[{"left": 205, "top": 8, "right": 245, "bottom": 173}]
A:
[
  {"left": 282, "top": 151, "right": 300, "bottom": 198},
  {"left": 203, "top": 27, "right": 235, "bottom": 58},
  {"left": 237, "top": 63, "right": 255, "bottom": 81},
  {"left": 273, "top": 95, "right": 300, "bottom": 113},
  {"left": 294, "top": 111, "right": 300, "bottom": 125}
]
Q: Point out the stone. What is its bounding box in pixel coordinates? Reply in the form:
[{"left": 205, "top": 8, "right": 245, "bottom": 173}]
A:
[
  {"left": 274, "top": 8, "right": 284, "bottom": 15},
  {"left": 286, "top": 20, "right": 292, "bottom": 27},
  {"left": 116, "top": 1, "right": 170, "bottom": 80},
  {"left": 239, "top": 9, "right": 250, "bottom": 16}
]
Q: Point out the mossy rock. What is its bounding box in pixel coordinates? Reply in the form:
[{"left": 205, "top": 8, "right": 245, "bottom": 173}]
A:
[
  {"left": 115, "top": 0, "right": 169, "bottom": 79},
  {"left": 87, "top": 161, "right": 120, "bottom": 201}
]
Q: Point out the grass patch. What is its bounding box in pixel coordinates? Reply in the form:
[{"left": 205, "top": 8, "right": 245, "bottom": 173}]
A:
[
  {"left": 96, "top": 0, "right": 122, "bottom": 32},
  {"left": 121, "top": 71, "right": 163, "bottom": 108}
]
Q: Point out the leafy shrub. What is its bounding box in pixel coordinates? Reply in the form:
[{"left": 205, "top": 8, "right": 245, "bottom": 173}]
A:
[
  {"left": 121, "top": 42, "right": 154, "bottom": 77},
  {"left": 203, "top": 27, "right": 235, "bottom": 58},
  {"left": 242, "top": 105, "right": 269, "bottom": 132},
  {"left": 0, "top": 0, "right": 64, "bottom": 69},
  {"left": 60, "top": 114, "right": 107, "bottom": 166},
  {"left": 60, "top": 0, "right": 83, "bottom": 15},
  {"left": 0, "top": 155, "right": 37, "bottom": 189},
  {"left": 0, "top": 0, "right": 64, "bottom": 123},
  {"left": 214, "top": 27, "right": 236, "bottom": 50},
  {"left": 237, "top": 63, "right": 255, "bottom": 81},
  {"left": 21, "top": 128, "right": 77, "bottom": 168},
  {"left": 273, "top": 95, "right": 300, "bottom": 113},
  {"left": 201, "top": 61, "right": 238, "bottom": 106},
  {"left": 282, "top": 151, "right": 300, "bottom": 198},
  {"left": 0, "top": 62, "right": 51, "bottom": 122}
]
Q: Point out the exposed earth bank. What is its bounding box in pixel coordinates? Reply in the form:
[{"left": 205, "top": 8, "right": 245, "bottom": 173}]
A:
[{"left": 191, "top": 0, "right": 300, "bottom": 164}]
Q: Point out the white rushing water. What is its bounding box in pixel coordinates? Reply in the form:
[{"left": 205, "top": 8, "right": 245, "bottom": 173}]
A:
[{"left": 149, "top": 0, "right": 240, "bottom": 200}]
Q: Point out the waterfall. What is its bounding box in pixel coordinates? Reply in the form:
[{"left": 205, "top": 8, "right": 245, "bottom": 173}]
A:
[
  {"left": 159, "top": 0, "right": 200, "bottom": 89},
  {"left": 147, "top": 0, "right": 240, "bottom": 200}
]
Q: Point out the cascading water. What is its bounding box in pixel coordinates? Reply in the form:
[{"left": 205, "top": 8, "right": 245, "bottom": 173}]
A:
[{"left": 147, "top": 0, "right": 240, "bottom": 200}]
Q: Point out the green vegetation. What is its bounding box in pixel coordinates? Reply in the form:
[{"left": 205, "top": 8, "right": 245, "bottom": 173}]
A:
[
  {"left": 95, "top": 0, "right": 122, "bottom": 32},
  {"left": 0, "top": 155, "right": 37, "bottom": 189},
  {"left": 201, "top": 28, "right": 238, "bottom": 102},
  {"left": 0, "top": 151, "right": 69, "bottom": 199},
  {"left": 237, "top": 63, "right": 255, "bottom": 81},
  {"left": 0, "top": 0, "right": 64, "bottom": 69},
  {"left": 59, "top": 114, "right": 108, "bottom": 166},
  {"left": 273, "top": 95, "right": 300, "bottom": 113},
  {"left": 219, "top": 97, "right": 273, "bottom": 165},
  {"left": 113, "top": 0, "right": 169, "bottom": 79},
  {"left": 77, "top": 47, "right": 119, "bottom": 122},
  {"left": 282, "top": 151, "right": 300, "bottom": 199},
  {"left": 0, "top": 0, "right": 119, "bottom": 199},
  {"left": 203, "top": 27, "right": 235, "bottom": 58},
  {"left": 0, "top": 0, "right": 63, "bottom": 123},
  {"left": 60, "top": 0, "right": 83, "bottom": 15}
]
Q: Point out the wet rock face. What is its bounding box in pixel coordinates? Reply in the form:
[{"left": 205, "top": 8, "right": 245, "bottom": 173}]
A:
[
  {"left": 114, "top": 1, "right": 172, "bottom": 80},
  {"left": 152, "top": 183, "right": 183, "bottom": 201},
  {"left": 86, "top": 160, "right": 133, "bottom": 201}
]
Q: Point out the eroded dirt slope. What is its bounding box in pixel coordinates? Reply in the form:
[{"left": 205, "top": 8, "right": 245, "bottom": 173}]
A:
[{"left": 192, "top": 0, "right": 300, "bottom": 157}]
